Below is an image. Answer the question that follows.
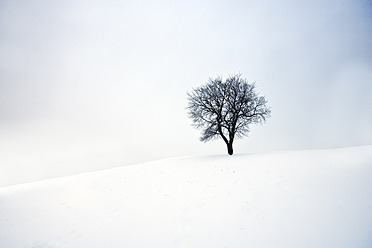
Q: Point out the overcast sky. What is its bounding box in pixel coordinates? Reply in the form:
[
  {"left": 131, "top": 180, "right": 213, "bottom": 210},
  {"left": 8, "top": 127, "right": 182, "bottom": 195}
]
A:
[{"left": 1, "top": 0, "right": 371, "bottom": 186}]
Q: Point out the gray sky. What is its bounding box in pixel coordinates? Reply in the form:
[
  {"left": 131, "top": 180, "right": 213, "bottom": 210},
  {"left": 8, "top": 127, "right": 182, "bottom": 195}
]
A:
[{"left": 1, "top": 0, "right": 371, "bottom": 186}]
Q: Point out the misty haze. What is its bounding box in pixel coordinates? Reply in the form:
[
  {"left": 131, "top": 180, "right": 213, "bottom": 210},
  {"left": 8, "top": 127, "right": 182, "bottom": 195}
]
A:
[{"left": 0, "top": 0, "right": 371, "bottom": 247}]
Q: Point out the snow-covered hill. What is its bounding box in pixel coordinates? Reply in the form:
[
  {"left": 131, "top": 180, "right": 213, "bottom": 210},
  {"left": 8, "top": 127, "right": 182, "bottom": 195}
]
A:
[{"left": 1, "top": 146, "right": 372, "bottom": 248}]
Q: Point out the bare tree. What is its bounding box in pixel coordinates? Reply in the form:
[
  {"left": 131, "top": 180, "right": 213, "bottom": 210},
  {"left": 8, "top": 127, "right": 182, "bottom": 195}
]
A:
[{"left": 187, "top": 74, "right": 271, "bottom": 155}]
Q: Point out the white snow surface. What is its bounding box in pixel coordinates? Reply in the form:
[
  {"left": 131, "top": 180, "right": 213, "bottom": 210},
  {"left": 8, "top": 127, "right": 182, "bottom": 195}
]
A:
[{"left": 1, "top": 146, "right": 372, "bottom": 248}]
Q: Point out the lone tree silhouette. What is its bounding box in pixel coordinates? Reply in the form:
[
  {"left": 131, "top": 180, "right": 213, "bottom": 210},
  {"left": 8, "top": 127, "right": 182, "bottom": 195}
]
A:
[{"left": 187, "top": 74, "right": 271, "bottom": 155}]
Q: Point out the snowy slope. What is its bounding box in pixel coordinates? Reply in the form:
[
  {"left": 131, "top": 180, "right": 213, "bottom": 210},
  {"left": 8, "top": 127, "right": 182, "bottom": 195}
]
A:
[{"left": 1, "top": 146, "right": 372, "bottom": 248}]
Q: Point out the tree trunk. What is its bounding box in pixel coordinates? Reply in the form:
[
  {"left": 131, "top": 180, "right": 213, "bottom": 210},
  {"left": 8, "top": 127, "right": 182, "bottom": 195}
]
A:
[{"left": 227, "top": 142, "right": 233, "bottom": 155}]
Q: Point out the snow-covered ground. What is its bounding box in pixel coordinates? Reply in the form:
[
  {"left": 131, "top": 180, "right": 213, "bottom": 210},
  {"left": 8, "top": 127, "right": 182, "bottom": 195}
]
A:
[{"left": 1, "top": 146, "right": 372, "bottom": 248}]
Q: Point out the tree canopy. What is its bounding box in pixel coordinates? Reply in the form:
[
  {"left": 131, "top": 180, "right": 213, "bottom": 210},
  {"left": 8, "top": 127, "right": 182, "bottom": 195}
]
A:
[{"left": 187, "top": 74, "right": 271, "bottom": 155}]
